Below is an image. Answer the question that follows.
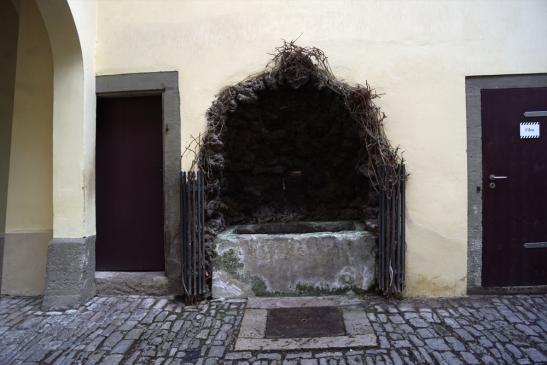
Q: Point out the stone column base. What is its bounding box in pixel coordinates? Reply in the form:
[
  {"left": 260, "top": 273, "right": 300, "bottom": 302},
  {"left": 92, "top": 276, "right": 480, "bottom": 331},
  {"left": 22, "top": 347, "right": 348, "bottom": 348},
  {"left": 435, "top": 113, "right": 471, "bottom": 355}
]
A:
[{"left": 41, "top": 236, "right": 96, "bottom": 311}]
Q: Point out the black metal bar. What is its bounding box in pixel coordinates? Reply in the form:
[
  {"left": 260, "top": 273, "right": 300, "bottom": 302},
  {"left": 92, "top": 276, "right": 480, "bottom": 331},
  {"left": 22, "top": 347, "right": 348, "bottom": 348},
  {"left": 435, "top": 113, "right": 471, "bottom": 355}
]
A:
[
  {"left": 187, "top": 174, "right": 192, "bottom": 299},
  {"left": 377, "top": 163, "right": 406, "bottom": 296},
  {"left": 186, "top": 173, "right": 191, "bottom": 299},
  {"left": 183, "top": 171, "right": 187, "bottom": 297},
  {"left": 183, "top": 172, "right": 187, "bottom": 296},
  {"left": 394, "top": 168, "right": 400, "bottom": 293},
  {"left": 195, "top": 174, "right": 199, "bottom": 297},
  {"left": 378, "top": 166, "right": 384, "bottom": 292},
  {"left": 198, "top": 171, "right": 204, "bottom": 296},
  {"left": 200, "top": 171, "right": 206, "bottom": 295},
  {"left": 391, "top": 184, "right": 396, "bottom": 292},
  {"left": 189, "top": 174, "right": 193, "bottom": 298},
  {"left": 381, "top": 167, "right": 387, "bottom": 292},
  {"left": 196, "top": 172, "right": 201, "bottom": 297},
  {"left": 398, "top": 183, "right": 403, "bottom": 292},
  {"left": 192, "top": 173, "right": 196, "bottom": 299},
  {"left": 382, "top": 167, "right": 388, "bottom": 291},
  {"left": 382, "top": 166, "right": 388, "bottom": 293},
  {"left": 180, "top": 170, "right": 207, "bottom": 304},
  {"left": 181, "top": 172, "right": 187, "bottom": 296},
  {"left": 399, "top": 164, "right": 406, "bottom": 291}
]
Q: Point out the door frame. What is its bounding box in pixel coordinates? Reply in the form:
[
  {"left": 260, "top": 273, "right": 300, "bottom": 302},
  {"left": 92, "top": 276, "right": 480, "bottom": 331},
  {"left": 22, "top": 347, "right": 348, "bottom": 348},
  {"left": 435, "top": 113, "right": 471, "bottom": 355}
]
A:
[
  {"left": 96, "top": 71, "right": 182, "bottom": 293},
  {"left": 466, "top": 73, "right": 547, "bottom": 293}
]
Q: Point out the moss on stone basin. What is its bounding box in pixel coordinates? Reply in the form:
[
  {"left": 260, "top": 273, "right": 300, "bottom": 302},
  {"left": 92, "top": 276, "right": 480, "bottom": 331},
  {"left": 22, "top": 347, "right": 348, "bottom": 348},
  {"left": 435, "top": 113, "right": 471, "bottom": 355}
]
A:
[{"left": 212, "top": 221, "right": 376, "bottom": 298}]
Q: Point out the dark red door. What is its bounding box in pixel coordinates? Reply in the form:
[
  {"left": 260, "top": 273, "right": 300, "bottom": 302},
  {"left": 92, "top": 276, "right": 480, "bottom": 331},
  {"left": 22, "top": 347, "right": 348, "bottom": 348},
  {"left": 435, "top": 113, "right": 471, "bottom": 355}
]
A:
[
  {"left": 96, "top": 95, "right": 165, "bottom": 271},
  {"left": 481, "top": 87, "right": 547, "bottom": 287}
]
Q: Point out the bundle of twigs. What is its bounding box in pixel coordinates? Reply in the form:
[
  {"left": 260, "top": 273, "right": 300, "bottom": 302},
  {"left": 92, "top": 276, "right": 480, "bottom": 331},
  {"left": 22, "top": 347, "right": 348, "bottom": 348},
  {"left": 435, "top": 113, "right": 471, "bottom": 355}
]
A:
[{"left": 193, "top": 40, "right": 404, "bottom": 197}]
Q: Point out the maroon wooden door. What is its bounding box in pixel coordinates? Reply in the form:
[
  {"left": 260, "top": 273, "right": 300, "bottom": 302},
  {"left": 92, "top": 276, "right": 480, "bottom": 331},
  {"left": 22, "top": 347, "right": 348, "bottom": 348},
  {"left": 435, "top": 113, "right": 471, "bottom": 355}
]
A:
[
  {"left": 96, "top": 96, "right": 165, "bottom": 271},
  {"left": 481, "top": 87, "right": 547, "bottom": 287}
]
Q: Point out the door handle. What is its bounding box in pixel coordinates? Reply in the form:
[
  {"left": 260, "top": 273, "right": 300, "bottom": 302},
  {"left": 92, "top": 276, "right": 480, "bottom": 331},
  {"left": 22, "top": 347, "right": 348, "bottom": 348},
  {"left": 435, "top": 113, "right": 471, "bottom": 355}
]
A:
[{"left": 489, "top": 174, "right": 508, "bottom": 181}]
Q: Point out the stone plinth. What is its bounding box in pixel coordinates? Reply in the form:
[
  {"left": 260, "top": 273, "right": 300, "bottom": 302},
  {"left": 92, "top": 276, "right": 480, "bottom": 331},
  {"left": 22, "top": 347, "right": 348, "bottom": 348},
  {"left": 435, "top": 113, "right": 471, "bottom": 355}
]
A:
[
  {"left": 95, "top": 271, "right": 170, "bottom": 296},
  {"left": 42, "top": 236, "right": 96, "bottom": 311}
]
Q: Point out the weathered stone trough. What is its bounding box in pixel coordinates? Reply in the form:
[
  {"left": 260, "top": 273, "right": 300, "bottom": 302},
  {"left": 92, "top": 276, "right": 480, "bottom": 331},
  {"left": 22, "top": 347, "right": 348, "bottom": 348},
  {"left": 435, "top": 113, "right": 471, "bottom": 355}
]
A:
[{"left": 212, "top": 221, "right": 376, "bottom": 298}]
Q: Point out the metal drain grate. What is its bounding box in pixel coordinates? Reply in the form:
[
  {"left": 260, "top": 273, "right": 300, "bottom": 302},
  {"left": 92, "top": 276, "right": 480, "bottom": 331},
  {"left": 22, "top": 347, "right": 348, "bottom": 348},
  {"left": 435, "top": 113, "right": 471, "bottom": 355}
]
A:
[{"left": 265, "top": 306, "right": 346, "bottom": 339}]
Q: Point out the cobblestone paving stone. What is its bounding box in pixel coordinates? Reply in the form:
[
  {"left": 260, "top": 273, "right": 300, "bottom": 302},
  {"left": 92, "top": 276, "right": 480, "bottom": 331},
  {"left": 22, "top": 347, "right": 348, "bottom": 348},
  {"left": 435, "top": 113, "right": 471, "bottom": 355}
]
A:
[{"left": 0, "top": 294, "right": 546, "bottom": 364}]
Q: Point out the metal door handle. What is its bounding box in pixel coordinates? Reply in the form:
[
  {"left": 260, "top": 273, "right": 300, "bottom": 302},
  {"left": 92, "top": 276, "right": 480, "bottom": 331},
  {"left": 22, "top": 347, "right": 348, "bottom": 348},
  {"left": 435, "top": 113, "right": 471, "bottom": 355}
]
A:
[{"left": 489, "top": 174, "right": 508, "bottom": 181}]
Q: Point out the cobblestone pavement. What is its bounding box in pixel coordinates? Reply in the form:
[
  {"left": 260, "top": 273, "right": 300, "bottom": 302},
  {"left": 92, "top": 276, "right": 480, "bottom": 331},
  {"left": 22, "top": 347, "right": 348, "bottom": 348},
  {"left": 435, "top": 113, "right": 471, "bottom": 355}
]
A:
[{"left": 0, "top": 294, "right": 546, "bottom": 365}]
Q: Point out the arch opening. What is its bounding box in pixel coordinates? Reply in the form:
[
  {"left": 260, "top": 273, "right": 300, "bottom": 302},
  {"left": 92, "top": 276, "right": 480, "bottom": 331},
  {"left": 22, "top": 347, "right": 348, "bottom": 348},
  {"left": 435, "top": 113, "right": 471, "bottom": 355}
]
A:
[
  {"left": 197, "top": 43, "right": 403, "bottom": 246},
  {"left": 221, "top": 79, "right": 375, "bottom": 225}
]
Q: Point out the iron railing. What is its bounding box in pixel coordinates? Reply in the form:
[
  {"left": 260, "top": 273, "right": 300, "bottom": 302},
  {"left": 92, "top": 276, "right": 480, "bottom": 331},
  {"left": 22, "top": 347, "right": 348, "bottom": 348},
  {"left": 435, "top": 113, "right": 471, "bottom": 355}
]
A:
[
  {"left": 181, "top": 166, "right": 405, "bottom": 300},
  {"left": 378, "top": 164, "right": 406, "bottom": 296},
  {"left": 180, "top": 171, "right": 207, "bottom": 304}
]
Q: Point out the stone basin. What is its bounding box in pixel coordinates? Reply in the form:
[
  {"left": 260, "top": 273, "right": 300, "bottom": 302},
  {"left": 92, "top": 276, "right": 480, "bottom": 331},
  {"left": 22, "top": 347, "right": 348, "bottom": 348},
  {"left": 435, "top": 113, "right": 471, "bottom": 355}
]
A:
[{"left": 212, "top": 221, "right": 376, "bottom": 298}]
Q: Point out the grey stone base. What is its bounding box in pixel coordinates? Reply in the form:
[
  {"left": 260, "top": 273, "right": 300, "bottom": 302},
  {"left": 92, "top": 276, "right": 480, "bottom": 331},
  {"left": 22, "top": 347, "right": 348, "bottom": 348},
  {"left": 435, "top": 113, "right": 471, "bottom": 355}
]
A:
[
  {"left": 213, "top": 222, "right": 376, "bottom": 298},
  {"left": 42, "top": 236, "right": 96, "bottom": 311},
  {"left": 0, "top": 235, "right": 4, "bottom": 293},
  {"left": 96, "top": 271, "right": 169, "bottom": 296}
]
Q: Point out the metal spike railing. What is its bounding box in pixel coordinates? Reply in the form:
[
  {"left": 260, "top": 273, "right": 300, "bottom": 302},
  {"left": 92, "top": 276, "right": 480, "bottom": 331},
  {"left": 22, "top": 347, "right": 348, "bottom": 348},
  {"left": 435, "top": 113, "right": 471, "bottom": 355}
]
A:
[
  {"left": 180, "top": 170, "right": 207, "bottom": 304},
  {"left": 378, "top": 164, "right": 406, "bottom": 296}
]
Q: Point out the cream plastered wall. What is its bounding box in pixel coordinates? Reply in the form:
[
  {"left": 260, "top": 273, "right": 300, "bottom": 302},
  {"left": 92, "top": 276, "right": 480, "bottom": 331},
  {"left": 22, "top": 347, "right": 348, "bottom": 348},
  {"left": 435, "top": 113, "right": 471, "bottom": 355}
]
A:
[
  {"left": 2, "top": 0, "right": 53, "bottom": 295},
  {"left": 96, "top": 0, "right": 547, "bottom": 296},
  {"left": 68, "top": 0, "right": 97, "bottom": 237},
  {"left": 0, "top": 0, "right": 19, "bottom": 233},
  {"left": 36, "top": 0, "right": 97, "bottom": 239},
  {"left": 0, "top": 0, "right": 20, "bottom": 292}
]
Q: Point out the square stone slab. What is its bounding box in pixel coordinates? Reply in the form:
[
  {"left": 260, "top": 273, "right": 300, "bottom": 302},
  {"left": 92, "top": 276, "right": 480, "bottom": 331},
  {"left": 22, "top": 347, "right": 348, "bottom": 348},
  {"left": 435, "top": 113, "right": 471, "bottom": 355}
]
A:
[
  {"left": 235, "top": 296, "right": 377, "bottom": 351},
  {"left": 265, "top": 306, "right": 346, "bottom": 339}
]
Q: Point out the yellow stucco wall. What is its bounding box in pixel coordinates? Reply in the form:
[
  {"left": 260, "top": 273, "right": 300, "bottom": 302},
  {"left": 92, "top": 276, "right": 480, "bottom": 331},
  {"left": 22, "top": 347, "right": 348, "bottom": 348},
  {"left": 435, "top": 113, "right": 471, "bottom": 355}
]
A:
[
  {"left": 67, "top": 0, "right": 97, "bottom": 237},
  {"left": 0, "top": 0, "right": 19, "bottom": 237},
  {"left": 1, "top": 0, "right": 53, "bottom": 295},
  {"left": 36, "top": 0, "right": 97, "bottom": 239},
  {"left": 5, "top": 0, "right": 53, "bottom": 233},
  {"left": 95, "top": 0, "right": 547, "bottom": 296}
]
